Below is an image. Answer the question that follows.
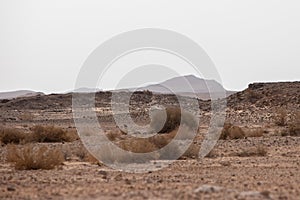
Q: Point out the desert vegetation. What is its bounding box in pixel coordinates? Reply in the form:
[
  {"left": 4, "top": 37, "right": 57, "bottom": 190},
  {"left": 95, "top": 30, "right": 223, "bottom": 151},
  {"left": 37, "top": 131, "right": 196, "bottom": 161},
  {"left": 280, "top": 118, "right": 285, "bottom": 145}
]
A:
[
  {"left": 234, "top": 145, "right": 268, "bottom": 157},
  {"left": 150, "top": 107, "right": 198, "bottom": 133},
  {"left": 275, "top": 108, "right": 288, "bottom": 127},
  {"left": 220, "top": 123, "right": 245, "bottom": 140},
  {"left": 0, "top": 127, "right": 27, "bottom": 144},
  {"left": 0, "top": 126, "right": 78, "bottom": 145},
  {"left": 0, "top": 82, "right": 299, "bottom": 199},
  {"left": 31, "top": 125, "right": 78, "bottom": 143},
  {"left": 7, "top": 144, "right": 64, "bottom": 170}
]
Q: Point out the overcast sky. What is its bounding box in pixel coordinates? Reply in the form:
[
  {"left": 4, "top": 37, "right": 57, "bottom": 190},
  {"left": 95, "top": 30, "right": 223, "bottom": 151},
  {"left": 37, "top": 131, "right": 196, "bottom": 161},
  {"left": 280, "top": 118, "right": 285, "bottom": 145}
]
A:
[{"left": 0, "top": 0, "right": 299, "bottom": 93}]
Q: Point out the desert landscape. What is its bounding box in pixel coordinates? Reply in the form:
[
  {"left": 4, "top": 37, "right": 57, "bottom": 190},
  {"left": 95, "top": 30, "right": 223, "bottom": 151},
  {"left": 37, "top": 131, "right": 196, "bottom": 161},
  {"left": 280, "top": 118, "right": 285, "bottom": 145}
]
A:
[{"left": 0, "top": 78, "right": 299, "bottom": 200}]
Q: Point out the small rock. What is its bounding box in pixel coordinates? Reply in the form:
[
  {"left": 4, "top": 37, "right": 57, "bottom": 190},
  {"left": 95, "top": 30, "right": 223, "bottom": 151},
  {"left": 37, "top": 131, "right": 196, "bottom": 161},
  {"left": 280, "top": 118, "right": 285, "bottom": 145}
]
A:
[
  {"left": 124, "top": 178, "right": 131, "bottom": 185},
  {"left": 220, "top": 160, "right": 231, "bottom": 166},
  {"left": 7, "top": 186, "right": 16, "bottom": 192},
  {"left": 114, "top": 174, "right": 123, "bottom": 181},
  {"left": 260, "top": 190, "right": 271, "bottom": 198},
  {"left": 98, "top": 170, "right": 108, "bottom": 176}
]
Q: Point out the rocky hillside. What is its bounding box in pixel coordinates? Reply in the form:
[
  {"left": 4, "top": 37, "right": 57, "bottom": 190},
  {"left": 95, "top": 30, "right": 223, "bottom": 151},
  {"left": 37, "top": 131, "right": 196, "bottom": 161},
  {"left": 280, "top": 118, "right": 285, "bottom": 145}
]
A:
[{"left": 0, "top": 81, "right": 299, "bottom": 126}]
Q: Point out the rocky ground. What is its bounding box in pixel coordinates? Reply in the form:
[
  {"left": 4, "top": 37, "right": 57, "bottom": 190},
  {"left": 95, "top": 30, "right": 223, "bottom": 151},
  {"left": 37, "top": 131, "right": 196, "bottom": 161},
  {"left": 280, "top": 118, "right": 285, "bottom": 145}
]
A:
[{"left": 0, "top": 82, "right": 299, "bottom": 199}]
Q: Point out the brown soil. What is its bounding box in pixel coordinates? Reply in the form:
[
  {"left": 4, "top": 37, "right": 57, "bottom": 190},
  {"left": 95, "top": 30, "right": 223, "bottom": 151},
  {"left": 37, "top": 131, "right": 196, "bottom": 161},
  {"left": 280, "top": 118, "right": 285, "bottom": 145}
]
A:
[{"left": 0, "top": 82, "right": 300, "bottom": 199}]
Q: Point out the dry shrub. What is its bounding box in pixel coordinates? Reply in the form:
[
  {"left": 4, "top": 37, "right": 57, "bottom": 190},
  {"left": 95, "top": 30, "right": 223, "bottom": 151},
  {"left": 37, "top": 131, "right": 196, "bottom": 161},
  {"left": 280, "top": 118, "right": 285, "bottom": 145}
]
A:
[
  {"left": 118, "top": 138, "right": 157, "bottom": 153},
  {"left": 287, "top": 111, "right": 300, "bottom": 136},
  {"left": 0, "top": 128, "right": 27, "bottom": 144},
  {"left": 148, "top": 134, "right": 170, "bottom": 149},
  {"left": 205, "top": 148, "right": 219, "bottom": 158},
  {"left": 172, "top": 125, "right": 196, "bottom": 140},
  {"left": 98, "top": 142, "right": 158, "bottom": 164},
  {"left": 288, "top": 123, "right": 300, "bottom": 136},
  {"left": 83, "top": 152, "right": 100, "bottom": 164},
  {"left": 220, "top": 123, "right": 245, "bottom": 140},
  {"left": 75, "top": 147, "right": 100, "bottom": 164},
  {"left": 275, "top": 109, "right": 287, "bottom": 126},
  {"left": 244, "top": 128, "right": 264, "bottom": 138},
  {"left": 281, "top": 111, "right": 300, "bottom": 136},
  {"left": 31, "top": 126, "right": 77, "bottom": 143},
  {"left": 64, "top": 129, "right": 80, "bottom": 141},
  {"left": 236, "top": 145, "right": 267, "bottom": 157},
  {"left": 7, "top": 144, "right": 64, "bottom": 170},
  {"left": 19, "top": 112, "right": 34, "bottom": 121},
  {"left": 181, "top": 142, "right": 199, "bottom": 159},
  {"left": 106, "top": 130, "right": 121, "bottom": 141},
  {"left": 158, "top": 141, "right": 182, "bottom": 160},
  {"left": 150, "top": 107, "right": 198, "bottom": 133}
]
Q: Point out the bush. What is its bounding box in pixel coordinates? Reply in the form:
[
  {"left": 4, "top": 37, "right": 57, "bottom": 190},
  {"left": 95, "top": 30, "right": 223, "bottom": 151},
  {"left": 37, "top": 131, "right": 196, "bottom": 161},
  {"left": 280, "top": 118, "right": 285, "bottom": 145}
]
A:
[
  {"left": 150, "top": 107, "right": 198, "bottom": 133},
  {"left": 275, "top": 109, "right": 287, "bottom": 126},
  {"left": 281, "top": 111, "right": 300, "bottom": 136},
  {"left": 148, "top": 134, "right": 170, "bottom": 149},
  {"left": 7, "top": 144, "right": 64, "bottom": 170},
  {"left": 97, "top": 142, "right": 158, "bottom": 164},
  {"left": 220, "top": 123, "right": 245, "bottom": 140},
  {"left": 75, "top": 146, "right": 100, "bottom": 164},
  {"left": 236, "top": 145, "right": 267, "bottom": 157},
  {"left": 106, "top": 130, "right": 122, "bottom": 141},
  {"left": 31, "top": 126, "right": 78, "bottom": 143},
  {"left": 19, "top": 112, "right": 34, "bottom": 121},
  {"left": 244, "top": 128, "right": 264, "bottom": 138},
  {"left": 0, "top": 128, "right": 27, "bottom": 144},
  {"left": 181, "top": 142, "right": 199, "bottom": 159},
  {"left": 287, "top": 124, "right": 300, "bottom": 136},
  {"left": 158, "top": 141, "right": 182, "bottom": 160},
  {"left": 118, "top": 138, "right": 157, "bottom": 153}
]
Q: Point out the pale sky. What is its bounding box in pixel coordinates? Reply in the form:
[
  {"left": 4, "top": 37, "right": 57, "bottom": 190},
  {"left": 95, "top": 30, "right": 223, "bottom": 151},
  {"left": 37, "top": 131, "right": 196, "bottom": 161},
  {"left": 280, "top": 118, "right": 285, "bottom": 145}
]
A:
[{"left": 0, "top": 0, "right": 299, "bottom": 93}]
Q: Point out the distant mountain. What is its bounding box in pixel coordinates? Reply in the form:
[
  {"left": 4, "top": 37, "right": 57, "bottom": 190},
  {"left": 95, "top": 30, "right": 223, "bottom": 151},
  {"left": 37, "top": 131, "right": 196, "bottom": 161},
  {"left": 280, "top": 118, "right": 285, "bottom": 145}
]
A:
[
  {"left": 72, "top": 87, "right": 102, "bottom": 93},
  {"left": 137, "top": 75, "right": 236, "bottom": 99},
  {"left": 0, "top": 90, "right": 44, "bottom": 100}
]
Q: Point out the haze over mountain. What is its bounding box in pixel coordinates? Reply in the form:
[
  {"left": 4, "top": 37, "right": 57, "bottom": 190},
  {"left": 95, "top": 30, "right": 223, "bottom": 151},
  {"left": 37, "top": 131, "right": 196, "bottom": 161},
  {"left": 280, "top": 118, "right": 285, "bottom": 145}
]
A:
[
  {"left": 0, "top": 90, "right": 44, "bottom": 100},
  {"left": 135, "top": 75, "right": 236, "bottom": 99},
  {"left": 1, "top": 75, "right": 235, "bottom": 100}
]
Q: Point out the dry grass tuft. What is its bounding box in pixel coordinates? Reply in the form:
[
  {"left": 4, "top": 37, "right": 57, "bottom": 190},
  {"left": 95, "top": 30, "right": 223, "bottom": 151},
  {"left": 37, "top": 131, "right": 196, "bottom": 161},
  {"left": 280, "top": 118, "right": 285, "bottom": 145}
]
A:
[
  {"left": 150, "top": 107, "right": 198, "bottom": 133},
  {"left": 118, "top": 138, "right": 157, "bottom": 153},
  {"left": 236, "top": 145, "right": 267, "bottom": 157},
  {"left": 106, "top": 130, "right": 122, "bottom": 141},
  {"left": 220, "top": 123, "right": 245, "bottom": 140},
  {"left": 181, "top": 142, "right": 199, "bottom": 159},
  {"left": 244, "top": 128, "right": 264, "bottom": 138},
  {"left": 275, "top": 109, "right": 287, "bottom": 126},
  {"left": 75, "top": 147, "right": 100, "bottom": 164},
  {"left": 0, "top": 128, "right": 27, "bottom": 144},
  {"left": 148, "top": 134, "right": 170, "bottom": 149},
  {"left": 31, "top": 126, "right": 78, "bottom": 143},
  {"left": 281, "top": 111, "right": 300, "bottom": 136},
  {"left": 7, "top": 144, "right": 64, "bottom": 170},
  {"left": 288, "top": 123, "right": 300, "bottom": 136},
  {"left": 19, "top": 112, "right": 34, "bottom": 121},
  {"left": 205, "top": 148, "right": 219, "bottom": 158}
]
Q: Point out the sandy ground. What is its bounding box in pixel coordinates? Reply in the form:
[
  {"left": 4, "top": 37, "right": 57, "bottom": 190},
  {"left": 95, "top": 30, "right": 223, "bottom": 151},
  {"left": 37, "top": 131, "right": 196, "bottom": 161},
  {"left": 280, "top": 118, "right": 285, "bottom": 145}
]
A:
[
  {"left": 0, "top": 82, "right": 299, "bottom": 199},
  {"left": 1, "top": 135, "right": 299, "bottom": 200}
]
